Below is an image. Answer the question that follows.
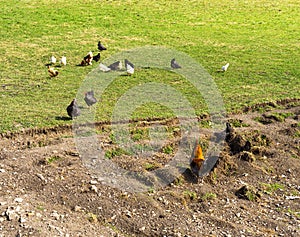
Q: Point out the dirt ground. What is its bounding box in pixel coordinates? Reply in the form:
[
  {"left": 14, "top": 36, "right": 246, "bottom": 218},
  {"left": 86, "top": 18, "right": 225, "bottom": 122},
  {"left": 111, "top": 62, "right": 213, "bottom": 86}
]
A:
[{"left": 0, "top": 99, "right": 299, "bottom": 237}]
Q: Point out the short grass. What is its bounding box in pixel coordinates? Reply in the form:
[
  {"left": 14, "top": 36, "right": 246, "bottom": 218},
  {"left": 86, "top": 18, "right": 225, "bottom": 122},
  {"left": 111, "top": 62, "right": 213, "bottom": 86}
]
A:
[{"left": 0, "top": 0, "right": 299, "bottom": 133}]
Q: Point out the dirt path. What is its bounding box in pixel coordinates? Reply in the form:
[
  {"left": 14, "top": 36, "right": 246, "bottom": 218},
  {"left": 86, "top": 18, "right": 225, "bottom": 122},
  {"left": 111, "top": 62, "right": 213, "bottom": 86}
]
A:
[{"left": 0, "top": 100, "right": 299, "bottom": 236}]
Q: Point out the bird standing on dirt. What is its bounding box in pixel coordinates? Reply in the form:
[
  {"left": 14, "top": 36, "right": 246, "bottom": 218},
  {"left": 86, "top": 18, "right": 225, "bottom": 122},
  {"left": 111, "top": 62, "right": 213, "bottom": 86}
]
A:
[
  {"left": 190, "top": 141, "right": 205, "bottom": 176},
  {"left": 225, "top": 122, "right": 235, "bottom": 142},
  {"left": 66, "top": 99, "right": 81, "bottom": 118},
  {"left": 84, "top": 90, "right": 97, "bottom": 108},
  {"left": 171, "top": 58, "right": 181, "bottom": 69},
  {"left": 48, "top": 66, "right": 59, "bottom": 77},
  {"left": 97, "top": 41, "right": 107, "bottom": 51}
]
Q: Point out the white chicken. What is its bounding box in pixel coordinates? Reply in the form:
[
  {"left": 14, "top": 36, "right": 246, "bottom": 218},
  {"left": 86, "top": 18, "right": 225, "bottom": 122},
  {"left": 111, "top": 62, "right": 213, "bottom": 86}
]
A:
[
  {"left": 60, "top": 56, "right": 67, "bottom": 66},
  {"left": 99, "top": 63, "right": 111, "bottom": 72},
  {"left": 50, "top": 55, "right": 56, "bottom": 64},
  {"left": 222, "top": 63, "right": 230, "bottom": 72},
  {"left": 125, "top": 59, "right": 134, "bottom": 76}
]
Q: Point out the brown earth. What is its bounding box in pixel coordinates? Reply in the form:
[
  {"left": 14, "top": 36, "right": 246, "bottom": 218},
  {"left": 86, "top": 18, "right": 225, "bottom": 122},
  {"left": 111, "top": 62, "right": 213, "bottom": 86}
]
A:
[{"left": 0, "top": 100, "right": 299, "bottom": 237}]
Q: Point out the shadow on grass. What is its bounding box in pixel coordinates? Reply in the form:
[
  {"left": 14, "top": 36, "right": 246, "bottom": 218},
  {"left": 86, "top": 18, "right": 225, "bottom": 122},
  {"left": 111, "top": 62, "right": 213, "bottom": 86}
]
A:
[{"left": 55, "top": 116, "right": 72, "bottom": 121}]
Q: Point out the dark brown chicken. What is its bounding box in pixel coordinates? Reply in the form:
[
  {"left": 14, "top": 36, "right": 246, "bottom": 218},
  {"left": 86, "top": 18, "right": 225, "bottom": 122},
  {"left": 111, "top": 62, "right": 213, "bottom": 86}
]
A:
[
  {"left": 97, "top": 41, "right": 107, "bottom": 51},
  {"left": 66, "top": 99, "right": 81, "bottom": 118},
  {"left": 84, "top": 90, "right": 97, "bottom": 107},
  {"left": 92, "top": 53, "right": 101, "bottom": 62},
  {"left": 171, "top": 58, "right": 181, "bottom": 69},
  {"left": 108, "top": 61, "right": 122, "bottom": 70}
]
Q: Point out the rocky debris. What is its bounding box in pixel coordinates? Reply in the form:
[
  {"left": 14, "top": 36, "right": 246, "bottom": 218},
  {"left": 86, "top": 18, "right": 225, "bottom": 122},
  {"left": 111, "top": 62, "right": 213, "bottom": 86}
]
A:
[{"left": 0, "top": 103, "right": 299, "bottom": 236}]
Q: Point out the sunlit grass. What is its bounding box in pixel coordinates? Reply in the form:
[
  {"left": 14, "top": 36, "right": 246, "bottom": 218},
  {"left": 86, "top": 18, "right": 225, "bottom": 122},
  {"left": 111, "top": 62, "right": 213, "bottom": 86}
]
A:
[{"left": 0, "top": 0, "right": 299, "bottom": 133}]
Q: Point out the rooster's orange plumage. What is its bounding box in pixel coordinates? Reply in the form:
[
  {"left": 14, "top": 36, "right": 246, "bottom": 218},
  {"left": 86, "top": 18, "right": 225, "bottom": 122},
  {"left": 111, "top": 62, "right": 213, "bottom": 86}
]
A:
[{"left": 190, "top": 142, "right": 205, "bottom": 176}]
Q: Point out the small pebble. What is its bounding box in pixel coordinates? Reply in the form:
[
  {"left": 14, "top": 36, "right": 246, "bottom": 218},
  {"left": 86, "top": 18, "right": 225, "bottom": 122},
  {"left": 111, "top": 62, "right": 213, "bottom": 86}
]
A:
[{"left": 14, "top": 198, "right": 23, "bottom": 203}]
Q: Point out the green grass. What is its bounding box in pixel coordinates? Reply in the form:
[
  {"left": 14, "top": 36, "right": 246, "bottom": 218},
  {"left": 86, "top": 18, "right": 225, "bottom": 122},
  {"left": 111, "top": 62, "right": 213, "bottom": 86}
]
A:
[
  {"left": 260, "top": 182, "right": 285, "bottom": 195},
  {"left": 105, "top": 147, "right": 130, "bottom": 159},
  {"left": 46, "top": 155, "right": 61, "bottom": 164},
  {"left": 201, "top": 192, "right": 217, "bottom": 201},
  {"left": 0, "top": 0, "right": 299, "bottom": 133},
  {"left": 183, "top": 190, "right": 198, "bottom": 200},
  {"left": 143, "top": 162, "right": 160, "bottom": 171}
]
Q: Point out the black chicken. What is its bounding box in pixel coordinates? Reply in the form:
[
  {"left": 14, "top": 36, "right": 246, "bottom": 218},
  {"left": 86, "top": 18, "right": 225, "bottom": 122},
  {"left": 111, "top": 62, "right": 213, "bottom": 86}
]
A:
[
  {"left": 108, "top": 61, "right": 122, "bottom": 70},
  {"left": 93, "top": 53, "right": 101, "bottom": 62},
  {"left": 66, "top": 99, "right": 81, "bottom": 118},
  {"left": 98, "top": 41, "right": 107, "bottom": 51},
  {"left": 84, "top": 90, "right": 97, "bottom": 107},
  {"left": 171, "top": 58, "right": 181, "bottom": 69}
]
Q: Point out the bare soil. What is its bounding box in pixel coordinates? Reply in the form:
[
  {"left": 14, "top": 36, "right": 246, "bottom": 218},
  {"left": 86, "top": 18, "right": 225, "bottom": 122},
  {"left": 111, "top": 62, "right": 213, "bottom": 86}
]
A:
[{"left": 0, "top": 100, "right": 299, "bottom": 237}]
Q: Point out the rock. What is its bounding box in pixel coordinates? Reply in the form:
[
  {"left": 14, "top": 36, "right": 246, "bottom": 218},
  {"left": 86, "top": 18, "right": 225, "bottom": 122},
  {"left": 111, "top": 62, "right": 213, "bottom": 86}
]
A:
[
  {"left": 285, "top": 196, "right": 300, "bottom": 200},
  {"left": 36, "top": 173, "right": 46, "bottom": 182},
  {"left": 14, "top": 198, "right": 23, "bottom": 203},
  {"left": 50, "top": 211, "right": 60, "bottom": 220},
  {"left": 90, "top": 185, "right": 98, "bottom": 193},
  {"left": 19, "top": 216, "right": 27, "bottom": 223},
  {"left": 124, "top": 210, "right": 132, "bottom": 218},
  {"left": 90, "top": 180, "right": 98, "bottom": 185},
  {"left": 5, "top": 207, "right": 20, "bottom": 221},
  {"left": 74, "top": 205, "right": 82, "bottom": 212}
]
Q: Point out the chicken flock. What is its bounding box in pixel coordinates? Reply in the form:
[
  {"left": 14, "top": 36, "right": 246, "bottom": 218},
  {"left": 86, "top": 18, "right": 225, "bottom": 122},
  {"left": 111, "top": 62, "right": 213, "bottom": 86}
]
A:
[
  {"left": 48, "top": 40, "right": 185, "bottom": 120},
  {"left": 48, "top": 40, "right": 230, "bottom": 177}
]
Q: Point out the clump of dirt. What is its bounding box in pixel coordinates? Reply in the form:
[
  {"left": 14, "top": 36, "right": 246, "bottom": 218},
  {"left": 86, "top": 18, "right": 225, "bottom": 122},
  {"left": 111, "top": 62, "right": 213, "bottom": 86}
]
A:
[
  {"left": 235, "top": 185, "right": 262, "bottom": 201},
  {"left": 0, "top": 101, "right": 299, "bottom": 236}
]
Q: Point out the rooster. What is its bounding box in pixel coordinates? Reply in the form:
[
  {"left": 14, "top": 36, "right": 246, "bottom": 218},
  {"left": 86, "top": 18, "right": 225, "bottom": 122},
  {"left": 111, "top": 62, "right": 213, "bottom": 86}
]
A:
[
  {"left": 190, "top": 141, "right": 205, "bottom": 176},
  {"left": 108, "top": 61, "right": 122, "bottom": 71},
  {"left": 81, "top": 51, "right": 93, "bottom": 66},
  {"left": 84, "top": 90, "right": 97, "bottom": 107},
  {"left": 171, "top": 58, "right": 181, "bottom": 69},
  {"left": 125, "top": 59, "right": 134, "bottom": 75},
  {"left": 66, "top": 99, "right": 81, "bottom": 118},
  {"left": 48, "top": 66, "right": 59, "bottom": 77},
  {"left": 97, "top": 41, "right": 107, "bottom": 51},
  {"left": 93, "top": 53, "right": 101, "bottom": 62}
]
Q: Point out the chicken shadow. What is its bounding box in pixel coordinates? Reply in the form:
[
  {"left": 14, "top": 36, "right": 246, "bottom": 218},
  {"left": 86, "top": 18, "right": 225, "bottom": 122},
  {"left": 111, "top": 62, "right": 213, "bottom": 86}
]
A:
[
  {"left": 55, "top": 116, "right": 72, "bottom": 121},
  {"left": 182, "top": 168, "right": 200, "bottom": 184}
]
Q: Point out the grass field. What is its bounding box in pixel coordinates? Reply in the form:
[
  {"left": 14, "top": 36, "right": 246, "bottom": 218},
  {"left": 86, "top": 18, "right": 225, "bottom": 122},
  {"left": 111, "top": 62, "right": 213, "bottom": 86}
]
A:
[{"left": 0, "top": 0, "right": 299, "bottom": 133}]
